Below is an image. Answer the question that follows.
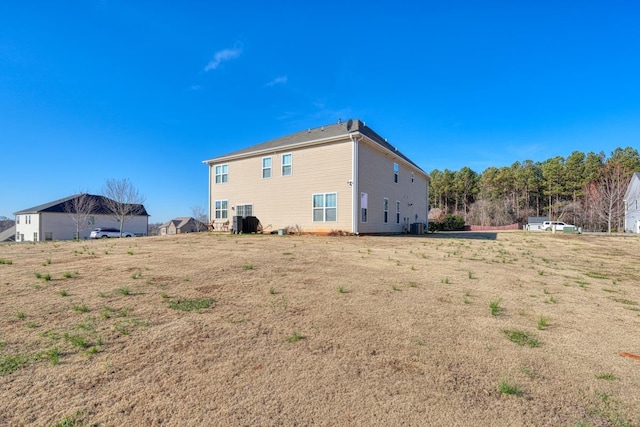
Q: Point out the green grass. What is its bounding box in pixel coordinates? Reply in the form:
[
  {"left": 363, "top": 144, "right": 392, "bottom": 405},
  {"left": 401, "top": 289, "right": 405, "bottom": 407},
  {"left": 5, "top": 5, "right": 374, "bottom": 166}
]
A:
[
  {"left": 35, "top": 272, "right": 52, "bottom": 281},
  {"left": 0, "top": 258, "right": 13, "bottom": 265},
  {"left": 595, "top": 373, "right": 617, "bottom": 381},
  {"left": 0, "top": 353, "right": 31, "bottom": 376},
  {"left": 60, "top": 289, "right": 69, "bottom": 297},
  {"left": 585, "top": 271, "right": 608, "bottom": 280},
  {"left": 118, "top": 287, "right": 131, "bottom": 296},
  {"left": 268, "top": 287, "right": 276, "bottom": 295},
  {"left": 392, "top": 284, "right": 400, "bottom": 291},
  {"left": 611, "top": 297, "right": 638, "bottom": 306},
  {"left": 64, "top": 333, "right": 89, "bottom": 349},
  {"left": 498, "top": 379, "right": 523, "bottom": 396},
  {"left": 286, "top": 331, "right": 304, "bottom": 343},
  {"left": 72, "top": 304, "right": 89, "bottom": 313},
  {"left": 489, "top": 299, "right": 502, "bottom": 316},
  {"left": 17, "top": 311, "right": 26, "bottom": 320},
  {"left": 168, "top": 297, "right": 215, "bottom": 312},
  {"left": 243, "top": 264, "right": 254, "bottom": 271},
  {"left": 503, "top": 329, "right": 540, "bottom": 348},
  {"left": 338, "top": 285, "right": 346, "bottom": 294},
  {"left": 44, "top": 347, "right": 61, "bottom": 366},
  {"left": 537, "top": 316, "right": 550, "bottom": 330}
]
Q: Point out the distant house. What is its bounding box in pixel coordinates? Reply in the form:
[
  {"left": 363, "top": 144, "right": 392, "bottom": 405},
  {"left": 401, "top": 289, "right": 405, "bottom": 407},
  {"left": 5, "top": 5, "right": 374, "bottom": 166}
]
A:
[
  {"left": 623, "top": 172, "right": 640, "bottom": 233},
  {"left": 527, "top": 216, "right": 550, "bottom": 231},
  {"left": 203, "top": 119, "right": 429, "bottom": 234},
  {"left": 159, "top": 217, "right": 206, "bottom": 235},
  {"left": 14, "top": 194, "right": 149, "bottom": 241}
]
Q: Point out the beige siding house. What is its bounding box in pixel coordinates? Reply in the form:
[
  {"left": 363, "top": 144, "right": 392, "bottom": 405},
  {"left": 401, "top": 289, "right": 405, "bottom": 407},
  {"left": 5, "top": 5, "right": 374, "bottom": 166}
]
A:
[{"left": 203, "top": 119, "right": 429, "bottom": 234}]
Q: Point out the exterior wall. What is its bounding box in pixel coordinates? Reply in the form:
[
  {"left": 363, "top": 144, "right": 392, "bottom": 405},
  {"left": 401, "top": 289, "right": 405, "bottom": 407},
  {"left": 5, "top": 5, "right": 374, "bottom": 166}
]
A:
[
  {"left": 16, "top": 213, "right": 148, "bottom": 241},
  {"left": 356, "top": 140, "right": 429, "bottom": 234},
  {"left": 209, "top": 140, "right": 354, "bottom": 233},
  {"left": 624, "top": 176, "right": 640, "bottom": 233},
  {"left": 15, "top": 214, "right": 40, "bottom": 242}
]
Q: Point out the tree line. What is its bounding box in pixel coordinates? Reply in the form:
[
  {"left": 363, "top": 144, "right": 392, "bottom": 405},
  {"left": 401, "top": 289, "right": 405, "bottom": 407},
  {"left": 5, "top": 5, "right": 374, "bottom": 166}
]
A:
[{"left": 428, "top": 147, "right": 640, "bottom": 232}]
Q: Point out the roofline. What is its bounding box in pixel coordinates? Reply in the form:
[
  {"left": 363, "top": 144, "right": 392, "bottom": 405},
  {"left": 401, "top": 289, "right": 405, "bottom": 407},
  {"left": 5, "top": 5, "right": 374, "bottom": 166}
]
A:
[
  {"left": 202, "top": 133, "right": 351, "bottom": 165},
  {"left": 202, "top": 130, "right": 430, "bottom": 180}
]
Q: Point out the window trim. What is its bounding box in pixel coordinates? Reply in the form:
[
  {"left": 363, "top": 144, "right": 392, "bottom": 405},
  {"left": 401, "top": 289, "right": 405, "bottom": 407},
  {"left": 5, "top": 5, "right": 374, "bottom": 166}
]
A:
[
  {"left": 262, "top": 157, "right": 272, "bottom": 179},
  {"left": 394, "top": 163, "right": 399, "bottom": 183},
  {"left": 214, "top": 199, "right": 228, "bottom": 219},
  {"left": 383, "top": 198, "right": 389, "bottom": 224},
  {"left": 361, "top": 192, "right": 368, "bottom": 223},
  {"left": 236, "top": 204, "right": 253, "bottom": 218},
  {"left": 282, "top": 153, "right": 292, "bottom": 176},
  {"left": 312, "top": 192, "right": 337, "bottom": 222},
  {"left": 215, "top": 164, "right": 228, "bottom": 184},
  {"left": 396, "top": 200, "right": 400, "bottom": 224}
]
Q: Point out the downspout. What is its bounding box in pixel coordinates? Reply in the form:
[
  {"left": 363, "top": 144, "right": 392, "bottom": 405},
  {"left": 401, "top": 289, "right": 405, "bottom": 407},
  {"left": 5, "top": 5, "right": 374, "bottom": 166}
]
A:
[
  {"left": 349, "top": 133, "right": 362, "bottom": 234},
  {"left": 207, "top": 163, "right": 212, "bottom": 223}
]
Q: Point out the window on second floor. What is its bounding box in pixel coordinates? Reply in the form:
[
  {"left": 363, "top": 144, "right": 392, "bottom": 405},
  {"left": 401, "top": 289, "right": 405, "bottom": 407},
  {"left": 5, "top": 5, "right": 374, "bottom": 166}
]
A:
[
  {"left": 215, "top": 164, "right": 228, "bottom": 184},
  {"left": 262, "top": 157, "right": 272, "bottom": 179},
  {"left": 394, "top": 163, "right": 399, "bottom": 183},
  {"left": 282, "top": 153, "right": 292, "bottom": 176}
]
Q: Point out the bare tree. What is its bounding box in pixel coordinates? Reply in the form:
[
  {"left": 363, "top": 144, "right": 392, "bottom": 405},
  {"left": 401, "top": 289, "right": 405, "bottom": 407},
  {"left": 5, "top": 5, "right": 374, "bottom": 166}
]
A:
[
  {"left": 102, "top": 178, "right": 146, "bottom": 237},
  {"left": 587, "top": 162, "right": 629, "bottom": 233},
  {"left": 63, "top": 193, "right": 97, "bottom": 240},
  {"left": 190, "top": 205, "right": 208, "bottom": 232}
]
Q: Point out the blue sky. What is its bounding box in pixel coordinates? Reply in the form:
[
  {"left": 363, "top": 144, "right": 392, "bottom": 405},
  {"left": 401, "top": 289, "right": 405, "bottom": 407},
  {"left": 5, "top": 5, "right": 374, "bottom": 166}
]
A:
[{"left": 2, "top": 1, "right": 639, "bottom": 223}]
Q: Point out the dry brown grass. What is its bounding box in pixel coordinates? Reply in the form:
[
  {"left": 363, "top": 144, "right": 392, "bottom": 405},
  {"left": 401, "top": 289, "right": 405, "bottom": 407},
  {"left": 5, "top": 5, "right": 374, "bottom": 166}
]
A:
[{"left": 1, "top": 232, "right": 639, "bottom": 426}]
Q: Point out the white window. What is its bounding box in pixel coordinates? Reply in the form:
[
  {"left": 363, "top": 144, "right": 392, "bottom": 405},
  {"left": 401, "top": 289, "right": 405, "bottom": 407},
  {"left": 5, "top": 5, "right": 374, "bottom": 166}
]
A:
[
  {"left": 383, "top": 198, "right": 389, "bottom": 223},
  {"left": 33, "top": 232, "right": 38, "bottom": 241},
  {"left": 16, "top": 216, "right": 19, "bottom": 224},
  {"left": 262, "top": 157, "right": 272, "bottom": 179},
  {"left": 214, "top": 200, "right": 228, "bottom": 219},
  {"left": 396, "top": 201, "right": 400, "bottom": 224},
  {"left": 361, "top": 192, "right": 368, "bottom": 223},
  {"left": 313, "top": 193, "right": 337, "bottom": 222},
  {"left": 394, "top": 163, "right": 399, "bottom": 183},
  {"left": 215, "top": 164, "right": 228, "bottom": 184},
  {"left": 236, "top": 204, "right": 253, "bottom": 218},
  {"left": 26, "top": 215, "right": 31, "bottom": 224},
  {"left": 282, "top": 153, "right": 292, "bottom": 176}
]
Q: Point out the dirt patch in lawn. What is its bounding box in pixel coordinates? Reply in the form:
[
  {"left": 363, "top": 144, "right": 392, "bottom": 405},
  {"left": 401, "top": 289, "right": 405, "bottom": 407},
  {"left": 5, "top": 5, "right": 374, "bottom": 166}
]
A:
[{"left": 1, "top": 232, "right": 639, "bottom": 426}]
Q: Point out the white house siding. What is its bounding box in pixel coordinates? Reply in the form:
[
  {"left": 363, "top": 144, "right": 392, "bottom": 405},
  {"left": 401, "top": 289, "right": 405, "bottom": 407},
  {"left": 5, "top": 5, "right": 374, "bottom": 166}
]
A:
[
  {"left": 209, "top": 140, "right": 354, "bottom": 233},
  {"left": 15, "top": 214, "right": 40, "bottom": 242},
  {"left": 356, "top": 140, "right": 429, "bottom": 234},
  {"left": 624, "top": 174, "right": 640, "bottom": 233}
]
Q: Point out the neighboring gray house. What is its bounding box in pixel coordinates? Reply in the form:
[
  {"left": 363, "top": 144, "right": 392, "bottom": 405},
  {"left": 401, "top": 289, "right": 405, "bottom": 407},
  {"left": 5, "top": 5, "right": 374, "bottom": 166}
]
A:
[
  {"left": 14, "top": 194, "right": 149, "bottom": 241},
  {"left": 203, "top": 119, "right": 430, "bottom": 234},
  {"left": 159, "top": 217, "right": 206, "bottom": 235},
  {"left": 624, "top": 172, "right": 640, "bottom": 233}
]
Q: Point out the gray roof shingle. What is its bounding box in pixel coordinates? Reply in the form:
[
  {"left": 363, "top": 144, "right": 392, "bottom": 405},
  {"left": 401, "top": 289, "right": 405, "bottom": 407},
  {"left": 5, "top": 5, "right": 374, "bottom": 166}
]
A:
[
  {"left": 14, "top": 194, "right": 149, "bottom": 216},
  {"left": 204, "top": 119, "right": 426, "bottom": 174}
]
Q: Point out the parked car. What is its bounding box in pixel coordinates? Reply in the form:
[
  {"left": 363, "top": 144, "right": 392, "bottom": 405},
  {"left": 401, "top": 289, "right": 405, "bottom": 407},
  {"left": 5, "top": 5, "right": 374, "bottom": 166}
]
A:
[
  {"left": 89, "top": 227, "right": 134, "bottom": 238},
  {"left": 542, "top": 221, "right": 574, "bottom": 231}
]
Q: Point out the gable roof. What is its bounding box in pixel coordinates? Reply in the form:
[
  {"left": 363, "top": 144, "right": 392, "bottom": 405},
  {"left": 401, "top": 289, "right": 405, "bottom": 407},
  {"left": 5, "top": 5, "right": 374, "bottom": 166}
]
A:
[
  {"left": 14, "top": 194, "right": 149, "bottom": 216},
  {"left": 161, "top": 217, "right": 195, "bottom": 229},
  {"left": 624, "top": 172, "right": 640, "bottom": 200},
  {"left": 0, "top": 225, "right": 16, "bottom": 242},
  {"left": 203, "top": 119, "right": 427, "bottom": 175}
]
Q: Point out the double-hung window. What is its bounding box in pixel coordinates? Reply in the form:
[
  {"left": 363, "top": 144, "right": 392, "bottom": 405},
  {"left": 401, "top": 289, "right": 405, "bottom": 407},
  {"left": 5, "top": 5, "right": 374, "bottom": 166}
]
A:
[
  {"left": 313, "top": 193, "right": 337, "bottom": 222},
  {"left": 214, "top": 200, "right": 228, "bottom": 219},
  {"left": 215, "top": 164, "right": 228, "bottom": 184},
  {"left": 361, "top": 192, "right": 368, "bottom": 223},
  {"left": 236, "top": 204, "right": 253, "bottom": 218},
  {"left": 396, "top": 201, "right": 400, "bottom": 224},
  {"left": 262, "top": 157, "right": 272, "bottom": 179},
  {"left": 282, "top": 153, "right": 292, "bottom": 176},
  {"left": 383, "top": 198, "right": 389, "bottom": 223},
  {"left": 394, "top": 163, "right": 399, "bottom": 183}
]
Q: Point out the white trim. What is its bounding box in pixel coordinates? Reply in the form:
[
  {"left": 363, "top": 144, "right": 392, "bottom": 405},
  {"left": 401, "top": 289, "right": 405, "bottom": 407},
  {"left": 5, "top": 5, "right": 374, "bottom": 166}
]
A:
[
  {"left": 312, "top": 192, "right": 338, "bottom": 222},
  {"left": 281, "top": 153, "right": 292, "bottom": 176},
  {"left": 261, "top": 156, "right": 272, "bottom": 179}
]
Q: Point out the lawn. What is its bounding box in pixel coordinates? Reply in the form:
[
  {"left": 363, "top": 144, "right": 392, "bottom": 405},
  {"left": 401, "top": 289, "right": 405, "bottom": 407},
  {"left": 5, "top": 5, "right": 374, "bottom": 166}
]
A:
[{"left": 1, "top": 232, "right": 639, "bottom": 426}]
